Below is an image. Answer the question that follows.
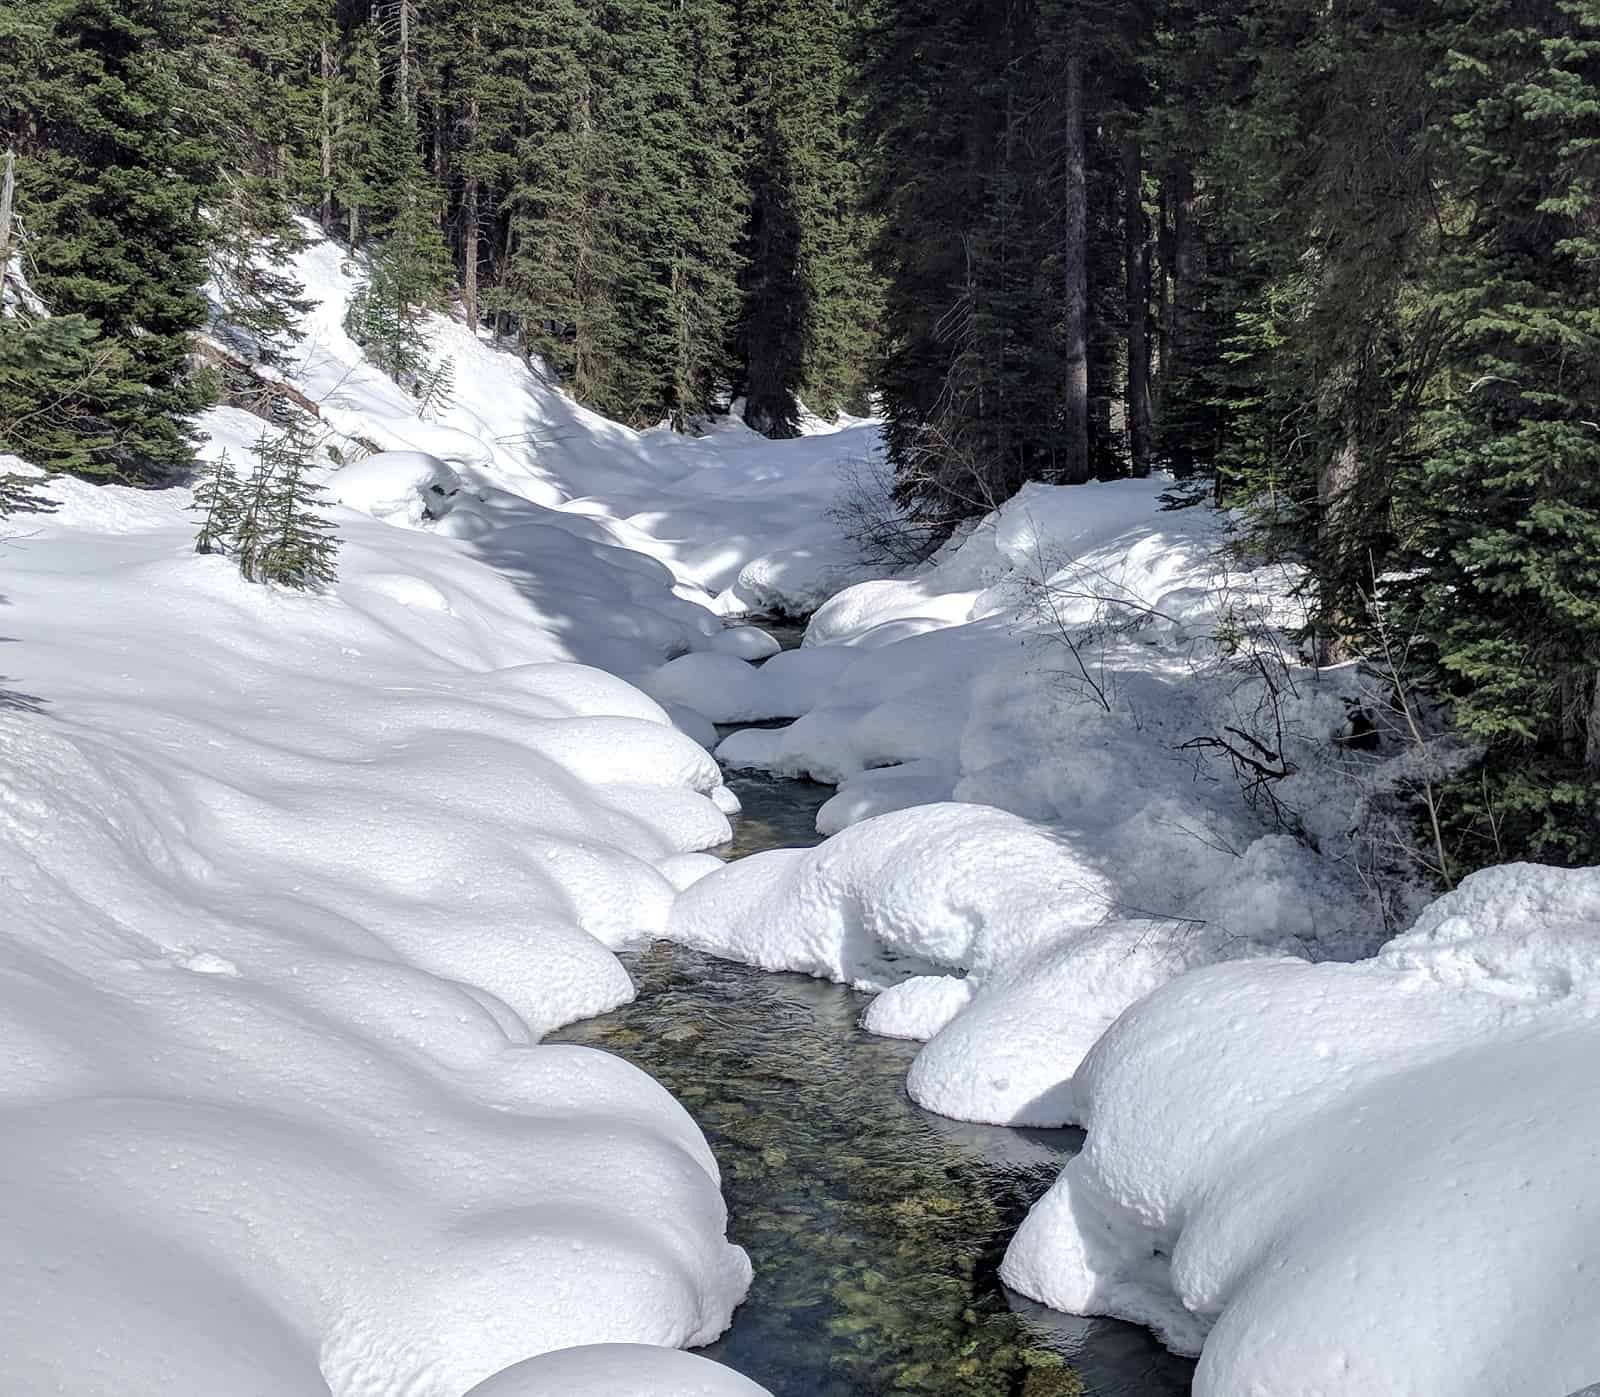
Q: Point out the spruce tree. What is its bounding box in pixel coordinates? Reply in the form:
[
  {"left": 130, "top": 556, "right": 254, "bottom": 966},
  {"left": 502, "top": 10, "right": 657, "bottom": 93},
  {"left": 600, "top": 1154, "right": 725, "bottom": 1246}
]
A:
[
  {"left": 0, "top": 0, "right": 216, "bottom": 483},
  {"left": 0, "top": 312, "right": 137, "bottom": 473},
  {"left": 735, "top": 0, "right": 882, "bottom": 435},
  {"left": 206, "top": 177, "right": 315, "bottom": 370},
  {"left": 260, "top": 423, "right": 341, "bottom": 590},
  {"left": 1396, "top": 0, "right": 1600, "bottom": 864},
  {"left": 344, "top": 109, "right": 454, "bottom": 389},
  {"left": 234, "top": 423, "right": 339, "bottom": 590},
  {"left": 191, "top": 449, "right": 242, "bottom": 555},
  {"left": 496, "top": 0, "right": 594, "bottom": 360}
]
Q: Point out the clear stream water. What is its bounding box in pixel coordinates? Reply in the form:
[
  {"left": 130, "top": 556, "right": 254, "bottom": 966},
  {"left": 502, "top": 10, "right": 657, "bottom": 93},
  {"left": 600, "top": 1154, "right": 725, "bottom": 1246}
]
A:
[{"left": 552, "top": 630, "right": 1195, "bottom": 1396}]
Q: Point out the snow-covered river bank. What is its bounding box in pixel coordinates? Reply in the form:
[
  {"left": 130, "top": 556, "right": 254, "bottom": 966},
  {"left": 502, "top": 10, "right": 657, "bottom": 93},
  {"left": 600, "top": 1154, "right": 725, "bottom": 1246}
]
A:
[{"left": 554, "top": 765, "right": 1195, "bottom": 1397}]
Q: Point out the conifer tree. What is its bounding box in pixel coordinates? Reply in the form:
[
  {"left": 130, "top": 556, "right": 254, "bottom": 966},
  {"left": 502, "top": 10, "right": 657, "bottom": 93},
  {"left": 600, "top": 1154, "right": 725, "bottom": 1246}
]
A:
[
  {"left": 734, "top": 0, "right": 882, "bottom": 435},
  {"left": 1395, "top": 0, "right": 1600, "bottom": 863},
  {"left": 207, "top": 176, "right": 316, "bottom": 370},
  {"left": 260, "top": 422, "right": 341, "bottom": 590},
  {"left": 344, "top": 109, "right": 454, "bottom": 389},
  {"left": 233, "top": 423, "right": 340, "bottom": 589},
  {"left": 0, "top": 312, "right": 136, "bottom": 474},
  {"left": 191, "top": 449, "right": 242, "bottom": 555},
  {"left": 0, "top": 0, "right": 217, "bottom": 482},
  {"left": 496, "top": 0, "right": 594, "bottom": 359}
]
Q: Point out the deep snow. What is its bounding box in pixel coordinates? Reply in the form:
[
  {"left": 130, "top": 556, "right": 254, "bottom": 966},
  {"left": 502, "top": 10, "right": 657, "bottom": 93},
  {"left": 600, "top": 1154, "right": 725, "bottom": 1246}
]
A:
[
  {"left": 7, "top": 219, "right": 1600, "bottom": 1397},
  {"left": 0, "top": 227, "right": 884, "bottom": 1395},
  {"left": 661, "top": 476, "right": 1407, "bottom": 1130},
  {"left": 1003, "top": 863, "right": 1600, "bottom": 1396}
]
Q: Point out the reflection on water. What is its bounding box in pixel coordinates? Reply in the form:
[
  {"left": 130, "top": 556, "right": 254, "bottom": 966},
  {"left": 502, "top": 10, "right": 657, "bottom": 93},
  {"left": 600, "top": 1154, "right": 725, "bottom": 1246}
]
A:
[{"left": 552, "top": 773, "right": 1195, "bottom": 1395}]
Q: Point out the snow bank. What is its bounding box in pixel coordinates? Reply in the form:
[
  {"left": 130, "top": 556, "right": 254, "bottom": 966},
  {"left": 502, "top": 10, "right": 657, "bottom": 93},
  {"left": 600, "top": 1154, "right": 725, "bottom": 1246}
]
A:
[
  {"left": 0, "top": 436, "right": 756, "bottom": 1391},
  {"left": 1003, "top": 863, "right": 1600, "bottom": 1395},
  {"left": 682, "top": 476, "right": 1400, "bottom": 1126},
  {"left": 668, "top": 803, "right": 1117, "bottom": 989},
  {"left": 327, "top": 448, "right": 467, "bottom": 525},
  {"left": 665, "top": 795, "right": 1272, "bottom": 1126},
  {"left": 464, "top": 1345, "right": 771, "bottom": 1397}
]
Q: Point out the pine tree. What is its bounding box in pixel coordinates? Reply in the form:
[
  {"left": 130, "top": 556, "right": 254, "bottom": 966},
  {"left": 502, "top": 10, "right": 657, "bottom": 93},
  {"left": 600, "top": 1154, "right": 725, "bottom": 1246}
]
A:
[
  {"left": 734, "top": 0, "right": 882, "bottom": 436},
  {"left": 862, "top": 0, "right": 1079, "bottom": 516},
  {"left": 206, "top": 176, "right": 315, "bottom": 369},
  {"left": 0, "top": 0, "right": 218, "bottom": 482},
  {"left": 496, "top": 0, "right": 594, "bottom": 359},
  {"left": 260, "top": 423, "right": 341, "bottom": 590},
  {"left": 1394, "top": 0, "right": 1600, "bottom": 864},
  {"left": 234, "top": 423, "right": 340, "bottom": 589},
  {"left": 0, "top": 312, "right": 137, "bottom": 473},
  {"left": 191, "top": 449, "right": 243, "bottom": 554},
  {"left": 344, "top": 117, "right": 454, "bottom": 390}
]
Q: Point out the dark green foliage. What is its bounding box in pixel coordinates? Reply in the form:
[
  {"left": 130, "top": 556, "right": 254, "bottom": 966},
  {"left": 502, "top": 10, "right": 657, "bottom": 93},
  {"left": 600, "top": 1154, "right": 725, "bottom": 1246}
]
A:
[
  {"left": 0, "top": 0, "right": 216, "bottom": 482},
  {"left": 343, "top": 183, "right": 454, "bottom": 388},
  {"left": 1391, "top": 0, "right": 1600, "bottom": 864},
  {"left": 257, "top": 423, "right": 341, "bottom": 589},
  {"left": 191, "top": 448, "right": 242, "bottom": 554},
  {"left": 0, "top": 311, "right": 137, "bottom": 473},
  {"left": 735, "top": 0, "right": 883, "bottom": 436},
  {"left": 206, "top": 424, "right": 340, "bottom": 590},
  {"left": 207, "top": 182, "right": 315, "bottom": 370},
  {"left": 862, "top": 0, "right": 1087, "bottom": 516}
]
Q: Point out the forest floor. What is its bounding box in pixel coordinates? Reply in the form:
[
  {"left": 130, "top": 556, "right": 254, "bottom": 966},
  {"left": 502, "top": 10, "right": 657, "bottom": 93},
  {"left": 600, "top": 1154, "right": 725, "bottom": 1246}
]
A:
[{"left": 2, "top": 226, "right": 1597, "bottom": 1396}]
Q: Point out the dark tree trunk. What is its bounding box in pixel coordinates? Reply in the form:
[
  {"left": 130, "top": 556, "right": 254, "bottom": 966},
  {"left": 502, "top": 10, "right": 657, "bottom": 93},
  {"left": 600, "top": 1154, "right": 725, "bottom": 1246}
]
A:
[
  {"left": 1061, "top": 42, "right": 1090, "bottom": 484},
  {"left": 462, "top": 50, "right": 480, "bottom": 334},
  {"left": 0, "top": 149, "right": 15, "bottom": 273},
  {"left": 319, "top": 40, "right": 334, "bottom": 234},
  {"left": 1123, "top": 132, "right": 1154, "bottom": 477}
]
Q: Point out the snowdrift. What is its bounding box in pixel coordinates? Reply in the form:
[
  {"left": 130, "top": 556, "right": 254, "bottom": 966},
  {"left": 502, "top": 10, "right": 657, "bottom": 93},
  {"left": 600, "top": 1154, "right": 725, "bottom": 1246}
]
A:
[
  {"left": 1003, "top": 863, "right": 1600, "bottom": 1397},
  {"left": 0, "top": 221, "right": 903, "bottom": 1394},
  {"left": 266, "top": 225, "right": 890, "bottom": 622},
  {"left": 663, "top": 477, "right": 1397, "bottom": 1127},
  {"left": 0, "top": 470, "right": 755, "bottom": 1395}
]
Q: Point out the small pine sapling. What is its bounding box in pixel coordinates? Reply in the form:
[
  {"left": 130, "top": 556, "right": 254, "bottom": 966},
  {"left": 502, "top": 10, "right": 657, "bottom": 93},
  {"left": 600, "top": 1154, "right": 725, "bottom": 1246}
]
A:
[
  {"left": 256, "top": 421, "right": 341, "bottom": 591},
  {"left": 414, "top": 355, "right": 455, "bottom": 420},
  {"left": 232, "top": 434, "right": 282, "bottom": 583},
  {"left": 191, "top": 450, "right": 243, "bottom": 554}
]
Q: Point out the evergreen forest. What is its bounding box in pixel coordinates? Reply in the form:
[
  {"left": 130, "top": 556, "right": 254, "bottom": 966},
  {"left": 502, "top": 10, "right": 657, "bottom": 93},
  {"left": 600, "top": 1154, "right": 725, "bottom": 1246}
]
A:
[{"left": 3, "top": 0, "right": 1600, "bottom": 874}]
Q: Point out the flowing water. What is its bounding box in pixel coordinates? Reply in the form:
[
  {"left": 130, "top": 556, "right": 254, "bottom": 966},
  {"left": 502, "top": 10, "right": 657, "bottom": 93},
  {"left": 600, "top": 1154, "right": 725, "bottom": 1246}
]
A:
[{"left": 551, "top": 626, "right": 1195, "bottom": 1395}]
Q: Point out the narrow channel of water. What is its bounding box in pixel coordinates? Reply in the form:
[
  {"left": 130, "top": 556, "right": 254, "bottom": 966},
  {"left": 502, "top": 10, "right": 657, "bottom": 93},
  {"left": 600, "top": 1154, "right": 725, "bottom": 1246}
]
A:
[{"left": 552, "top": 761, "right": 1196, "bottom": 1396}]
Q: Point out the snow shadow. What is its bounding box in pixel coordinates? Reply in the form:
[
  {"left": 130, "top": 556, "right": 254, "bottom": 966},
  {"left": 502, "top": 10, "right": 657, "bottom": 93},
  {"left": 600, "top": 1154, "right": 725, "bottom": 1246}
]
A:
[{"left": 0, "top": 679, "right": 47, "bottom": 714}]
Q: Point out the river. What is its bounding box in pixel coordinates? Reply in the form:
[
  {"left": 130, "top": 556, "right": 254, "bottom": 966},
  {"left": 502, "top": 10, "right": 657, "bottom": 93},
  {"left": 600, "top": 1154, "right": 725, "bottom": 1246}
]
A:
[{"left": 553, "top": 763, "right": 1196, "bottom": 1396}]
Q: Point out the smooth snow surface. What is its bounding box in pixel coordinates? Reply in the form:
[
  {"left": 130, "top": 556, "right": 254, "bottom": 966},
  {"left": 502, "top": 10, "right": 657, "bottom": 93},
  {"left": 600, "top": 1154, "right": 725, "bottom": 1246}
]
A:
[
  {"left": 0, "top": 468, "right": 757, "bottom": 1395},
  {"left": 1003, "top": 863, "right": 1600, "bottom": 1396},
  {"left": 0, "top": 225, "right": 901, "bottom": 1395},
  {"left": 462, "top": 1345, "right": 773, "bottom": 1397}
]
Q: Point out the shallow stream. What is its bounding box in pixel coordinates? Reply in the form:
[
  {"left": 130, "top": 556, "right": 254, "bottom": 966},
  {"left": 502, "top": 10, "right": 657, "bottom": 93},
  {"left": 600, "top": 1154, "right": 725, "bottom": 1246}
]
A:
[{"left": 553, "top": 766, "right": 1196, "bottom": 1395}]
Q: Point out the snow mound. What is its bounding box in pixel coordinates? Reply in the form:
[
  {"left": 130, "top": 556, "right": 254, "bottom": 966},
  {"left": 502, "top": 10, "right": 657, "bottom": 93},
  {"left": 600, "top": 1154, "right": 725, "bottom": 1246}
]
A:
[
  {"left": 1002, "top": 863, "right": 1600, "bottom": 1394},
  {"left": 710, "top": 625, "right": 781, "bottom": 661},
  {"left": 698, "top": 474, "right": 1414, "bottom": 1127},
  {"left": 464, "top": 1344, "right": 772, "bottom": 1397},
  {"left": 859, "top": 974, "right": 975, "bottom": 1040},
  {"left": 642, "top": 647, "right": 858, "bottom": 726},
  {"left": 668, "top": 803, "right": 1117, "bottom": 989},
  {"left": 327, "top": 449, "right": 466, "bottom": 526},
  {"left": 0, "top": 458, "right": 752, "bottom": 1393}
]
